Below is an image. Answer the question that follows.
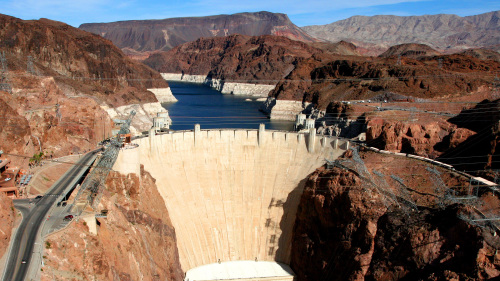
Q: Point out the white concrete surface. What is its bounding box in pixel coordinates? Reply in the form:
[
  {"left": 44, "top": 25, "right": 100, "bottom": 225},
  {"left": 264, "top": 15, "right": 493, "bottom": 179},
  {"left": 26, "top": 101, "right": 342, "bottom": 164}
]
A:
[
  {"left": 160, "top": 73, "right": 275, "bottom": 97},
  {"left": 161, "top": 73, "right": 207, "bottom": 83},
  {"left": 113, "top": 147, "right": 140, "bottom": 176},
  {"left": 185, "top": 261, "right": 294, "bottom": 281},
  {"left": 147, "top": 88, "right": 178, "bottom": 103},
  {"left": 219, "top": 83, "right": 275, "bottom": 97},
  {"left": 80, "top": 214, "right": 97, "bottom": 235},
  {"left": 114, "top": 128, "right": 348, "bottom": 272},
  {"left": 101, "top": 102, "right": 166, "bottom": 134},
  {"left": 261, "top": 98, "right": 313, "bottom": 121}
]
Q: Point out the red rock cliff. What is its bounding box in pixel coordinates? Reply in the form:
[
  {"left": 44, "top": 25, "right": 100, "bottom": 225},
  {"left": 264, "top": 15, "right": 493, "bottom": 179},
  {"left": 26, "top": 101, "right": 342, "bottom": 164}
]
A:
[
  {"left": 41, "top": 165, "right": 183, "bottom": 281},
  {"left": 0, "top": 193, "right": 15, "bottom": 260},
  {"left": 291, "top": 150, "right": 500, "bottom": 280}
]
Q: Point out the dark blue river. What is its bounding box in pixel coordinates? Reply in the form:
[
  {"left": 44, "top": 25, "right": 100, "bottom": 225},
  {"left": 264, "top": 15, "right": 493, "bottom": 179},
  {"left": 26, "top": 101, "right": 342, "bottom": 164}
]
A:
[{"left": 162, "top": 81, "right": 294, "bottom": 131}]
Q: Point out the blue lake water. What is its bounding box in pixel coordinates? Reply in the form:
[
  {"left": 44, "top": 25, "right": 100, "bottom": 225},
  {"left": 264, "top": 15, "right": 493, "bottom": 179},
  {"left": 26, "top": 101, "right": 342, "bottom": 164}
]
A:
[{"left": 162, "top": 81, "right": 294, "bottom": 131}]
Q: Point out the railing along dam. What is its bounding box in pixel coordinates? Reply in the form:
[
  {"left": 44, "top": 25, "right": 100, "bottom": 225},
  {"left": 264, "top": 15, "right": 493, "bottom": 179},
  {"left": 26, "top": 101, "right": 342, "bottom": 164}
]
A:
[{"left": 113, "top": 125, "right": 349, "bottom": 279}]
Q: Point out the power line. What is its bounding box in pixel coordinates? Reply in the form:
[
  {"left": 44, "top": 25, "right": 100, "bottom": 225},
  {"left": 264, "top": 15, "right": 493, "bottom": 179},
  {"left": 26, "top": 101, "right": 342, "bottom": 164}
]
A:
[{"left": 3, "top": 69, "right": 500, "bottom": 84}]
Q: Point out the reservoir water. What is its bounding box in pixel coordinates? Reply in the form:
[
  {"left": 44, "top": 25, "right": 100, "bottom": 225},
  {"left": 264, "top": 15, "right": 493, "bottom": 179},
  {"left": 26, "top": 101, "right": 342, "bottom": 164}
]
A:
[{"left": 162, "top": 81, "right": 295, "bottom": 131}]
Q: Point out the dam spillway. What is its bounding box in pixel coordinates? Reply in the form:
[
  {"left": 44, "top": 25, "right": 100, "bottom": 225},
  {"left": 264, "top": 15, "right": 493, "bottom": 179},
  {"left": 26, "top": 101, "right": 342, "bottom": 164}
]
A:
[{"left": 113, "top": 126, "right": 348, "bottom": 279}]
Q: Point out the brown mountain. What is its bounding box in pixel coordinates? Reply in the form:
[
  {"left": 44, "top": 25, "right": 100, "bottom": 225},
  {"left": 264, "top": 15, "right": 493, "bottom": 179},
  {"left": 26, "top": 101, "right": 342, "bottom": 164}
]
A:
[
  {"left": 292, "top": 151, "right": 500, "bottom": 280},
  {"left": 379, "top": 43, "right": 441, "bottom": 59},
  {"left": 145, "top": 33, "right": 500, "bottom": 110},
  {"left": 303, "top": 11, "right": 500, "bottom": 53},
  {"left": 273, "top": 53, "right": 500, "bottom": 107},
  {"left": 460, "top": 48, "right": 500, "bottom": 62},
  {"left": 0, "top": 14, "right": 167, "bottom": 107},
  {"left": 310, "top": 41, "right": 360, "bottom": 56},
  {"left": 143, "top": 34, "right": 324, "bottom": 83},
  {"left": 0, "top": 14, "right": 168, "bottom": 159},
  {"left": 79, "top": 11, "right": 317, "bottom": 53}
]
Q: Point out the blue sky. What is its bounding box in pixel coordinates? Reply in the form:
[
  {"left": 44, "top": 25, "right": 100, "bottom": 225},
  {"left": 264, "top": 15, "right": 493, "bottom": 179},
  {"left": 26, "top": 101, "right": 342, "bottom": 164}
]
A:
[{"left": 1, "top": 0, "right": 498, "bottom": 27}]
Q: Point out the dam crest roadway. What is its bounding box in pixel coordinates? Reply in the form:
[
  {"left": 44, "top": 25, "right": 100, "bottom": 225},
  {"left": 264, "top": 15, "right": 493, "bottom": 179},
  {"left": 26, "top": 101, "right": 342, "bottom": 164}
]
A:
[{"left": 113, "top": 124, "right": 350, "bottom": 280}]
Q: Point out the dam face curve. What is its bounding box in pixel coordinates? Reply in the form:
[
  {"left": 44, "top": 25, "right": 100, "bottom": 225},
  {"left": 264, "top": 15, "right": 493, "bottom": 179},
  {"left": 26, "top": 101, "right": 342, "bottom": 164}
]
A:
[{"left": 114, "top": 127, "right": 348, "bottom": 276}]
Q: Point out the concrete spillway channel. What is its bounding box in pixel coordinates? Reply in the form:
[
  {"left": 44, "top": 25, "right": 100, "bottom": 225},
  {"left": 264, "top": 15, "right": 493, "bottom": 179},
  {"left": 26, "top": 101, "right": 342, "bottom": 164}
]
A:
[{"left": 113, "top": 126, "right": 349, "bottom": 280}]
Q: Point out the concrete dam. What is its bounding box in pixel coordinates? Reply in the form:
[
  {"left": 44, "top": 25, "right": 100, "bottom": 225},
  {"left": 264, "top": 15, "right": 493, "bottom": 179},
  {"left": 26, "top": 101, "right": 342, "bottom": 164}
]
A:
[{"left": 113, "top": 125, "right": 349, "bottom": 280}]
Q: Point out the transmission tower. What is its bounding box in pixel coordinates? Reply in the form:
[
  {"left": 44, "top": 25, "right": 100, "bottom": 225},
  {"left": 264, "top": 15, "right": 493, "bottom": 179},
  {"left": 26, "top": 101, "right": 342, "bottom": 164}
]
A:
[
  {"left": 55, "top": 103, "right": 62, "bottom": 121},
  {"left": 72, "top": 110, "right": 136, "bottom": 212},
  {"left": 0, "top": 52, "right": 12, "bottom": 94},
  {"left": 390, "top": 175, "right": 419, "bottom": 212},
  {"left": 425, "top": 166, "right": 451, "bottom": 208},
  {"left": 27, "top": 55, "right": 38, "bottom": 76}
]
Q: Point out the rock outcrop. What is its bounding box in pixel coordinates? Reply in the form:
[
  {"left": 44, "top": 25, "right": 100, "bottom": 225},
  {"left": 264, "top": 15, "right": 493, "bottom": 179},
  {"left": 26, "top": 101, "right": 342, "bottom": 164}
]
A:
[
  {"left": 79, "top": 11, "right": 316, "bottom": 53},
  {"left": 0, "top": 15, "right": 168, "bottom": 107},
  {"left": 439, "top": 98, "right": 500, "bottom": 174},
  {"left": 379, "top": 43, "right": 442, "bottom": 59},
  {"left": 101, "top": 102, "right": 168, "bottom": 134},
  {"left": 365, "top": 112, "right": 476, "bottom": 159},
  {"left": 0, "top": 91, "right": 33, "bottom": 160},
  {"left": 147, "top": 88, "right": 177, "bottom": 103},
  {"left": 291, "top": 150, "right": 500, "bottom": 280},
  {"left": 260, "top": 98, "right": 312, "bottom": 120},
  {"left": 147, "top": 32, "right": 499, "bottom": 121},
  {"left": 0, "top": 193, "right": 15, "bottom": 260},
  {"left": 270, "top": 53, "right": 500, "bottom": 110},
  {"left": 41, "top": 166, "right": 183, "bottom": 281},
  {"left": 302, "top": 11, "right": 500, "bottom": 53},
  {"left": 460, "top": 48, "right": 500, "bottom": 62},
  {"left": 0, "top": 14, "right": 174, "bottom": 158},
  {"left": 144, "top": 34, "right": 321, "bottom": 83},
  {"left": 145, "top": 34, "right": 325, "bottom": 111}
]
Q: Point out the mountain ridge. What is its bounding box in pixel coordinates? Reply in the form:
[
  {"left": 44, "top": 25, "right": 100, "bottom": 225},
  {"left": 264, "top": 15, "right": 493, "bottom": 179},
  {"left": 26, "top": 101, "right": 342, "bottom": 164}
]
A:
[
  {"left": 79, "top": 11, "right": 317, "bottom": 53},
  {"left": 303, "top": 11, "right": 500, "bottom": 53}
]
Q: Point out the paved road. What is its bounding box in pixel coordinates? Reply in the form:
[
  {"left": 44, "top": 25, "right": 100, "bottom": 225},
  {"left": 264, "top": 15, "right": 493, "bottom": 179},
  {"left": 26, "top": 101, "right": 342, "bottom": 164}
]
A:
[{"left": 2, "top": 150, "right": 99, "bottom": 281}]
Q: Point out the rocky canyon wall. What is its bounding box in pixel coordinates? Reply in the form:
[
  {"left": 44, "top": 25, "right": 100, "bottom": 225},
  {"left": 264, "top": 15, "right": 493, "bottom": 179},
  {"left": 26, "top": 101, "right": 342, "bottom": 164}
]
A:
[
  {"left": 41, "top": 165, "right": 183, "bottom": 281},
  {"left": 0, "top": 193, "right": 15, "bottom": 265},
  {"left": 0, "top": 14, "right": 177, "bottom": 158},
  {"left": 291, "top": 150, "right": 500, "bottom": 280}
]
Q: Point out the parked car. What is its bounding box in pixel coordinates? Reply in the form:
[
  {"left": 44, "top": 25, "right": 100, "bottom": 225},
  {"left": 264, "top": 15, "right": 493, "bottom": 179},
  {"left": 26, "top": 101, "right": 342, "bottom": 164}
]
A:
[{"left": 64, "top": 215, "right": 74, "bottom": 220}]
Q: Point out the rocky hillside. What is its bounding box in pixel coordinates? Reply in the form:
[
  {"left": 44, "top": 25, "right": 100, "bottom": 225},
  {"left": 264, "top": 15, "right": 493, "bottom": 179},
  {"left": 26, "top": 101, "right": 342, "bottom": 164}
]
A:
[
  {"left": 310, "top": 41, "right": 360, "bottom": 56},
  {"left": 41, "top": 166, "right": 183, "bottom": 280},
  {"left": 0, "top": 14, "right": 171, "bottom": 161},
  {"left": 0, "top": 192, "right": 15, "bottom": 260},
  {"left": 460, "top": 48, "right": 500, "bottom": 62},
  {"left": 379, "top": 43, "right": 441, "bottom": 59},
  {"left": 361, "top": 97, "right": 499, "bottom": 180},
  {"left": 147, "top": 32, "right": 499, "bottom": 108},
  {"left": 291, "top": 150, "right": 500, "bottom": 280},
  {"left": 80, "top": 11, "right": 316, "bottom": 54},
  {"left": 439, "top": 98, "right": 500, "bottom": 174},
  {"left": 271, "top": 52, "right": 500, "bottom": 108},
  {"left": 144, "top": 34, "right": 323, "bottom": 83},
  {"left": 365, "top": 110, "right": 475, "bottom": 159},
  {"left": 0, "top": 14, "right": 167, "bottom": 107},
  {"left": 303, "top": 11, "right": 500, "bottom": 53}
]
